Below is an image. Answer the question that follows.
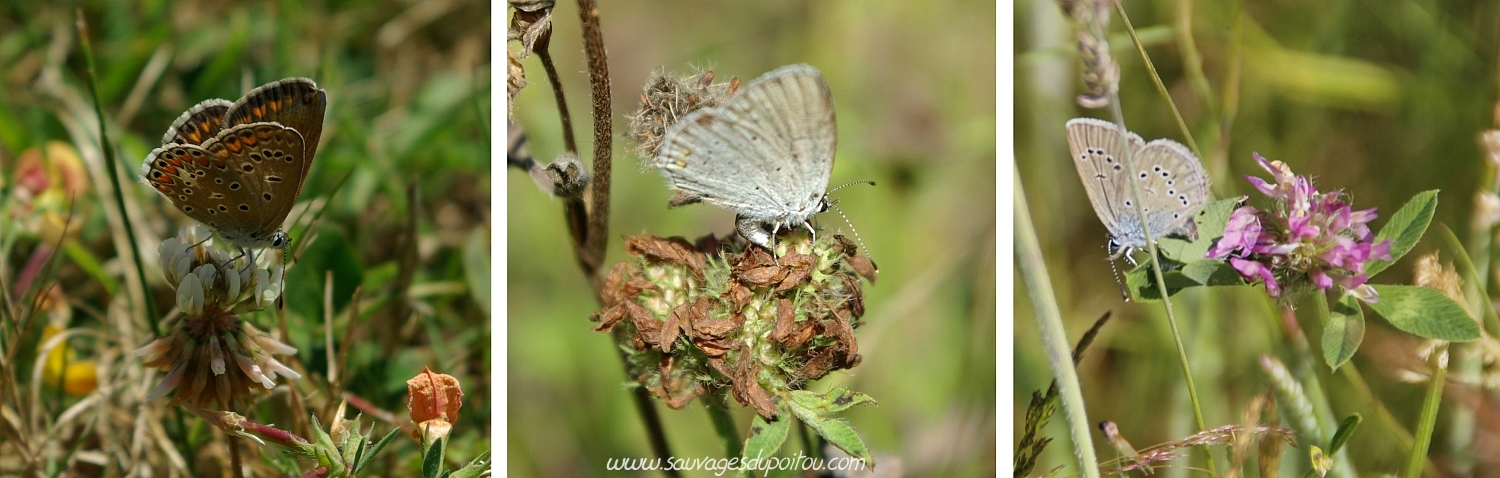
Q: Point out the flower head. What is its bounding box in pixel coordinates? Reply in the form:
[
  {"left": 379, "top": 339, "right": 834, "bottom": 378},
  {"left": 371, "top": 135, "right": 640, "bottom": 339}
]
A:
[
  {"left": 134, "top": 225, "right": 300, "bottom": 410},
  {"left": 406, "top": 368, "right": 464, "bottom": 443},
  {"left": 1207, "top": 154, "right": 1392, "bottom": 303},
  {"left": 591, "top": 233, "right": 875, "bottom": 419}
]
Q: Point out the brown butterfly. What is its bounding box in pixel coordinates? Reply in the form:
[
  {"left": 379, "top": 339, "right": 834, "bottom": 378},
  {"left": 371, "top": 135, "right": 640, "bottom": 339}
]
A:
[{"left": 141, "top": 78, "right": 327, "bottom": 249}]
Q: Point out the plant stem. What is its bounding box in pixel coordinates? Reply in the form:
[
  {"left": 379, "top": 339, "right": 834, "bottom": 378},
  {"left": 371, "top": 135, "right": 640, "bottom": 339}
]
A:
[
  {"left": 1405, "top": 343, "right": 1447, "bottom": 478},
  {"left": 1305, "top": 295, "right": 1357, "bottom": 477},
  {"left": 1104, "top": 100, "right": 1216, "bottom": 477},
  {"left": 1113, "top": 3, "right": 1202, "bottom": 161},
  {"left": 1015, "top": 164, "right": 1100, "bottom": 478},
  {"left": 705, "top": 394, "right": 742, "bottom": 459}
]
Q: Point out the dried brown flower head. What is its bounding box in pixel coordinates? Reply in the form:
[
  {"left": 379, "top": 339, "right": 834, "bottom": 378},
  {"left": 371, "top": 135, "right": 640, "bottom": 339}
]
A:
[
  {"left": 591, "top": 233, "right": 876, "bottom": 418},
  {"left": 625, "top": 67, "right": 737, "bottom": 162}
]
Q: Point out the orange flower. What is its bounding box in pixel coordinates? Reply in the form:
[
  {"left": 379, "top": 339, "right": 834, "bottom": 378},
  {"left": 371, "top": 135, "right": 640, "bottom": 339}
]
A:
[{"left": 406, "top": 368, "right": 463, "bottom": 442}]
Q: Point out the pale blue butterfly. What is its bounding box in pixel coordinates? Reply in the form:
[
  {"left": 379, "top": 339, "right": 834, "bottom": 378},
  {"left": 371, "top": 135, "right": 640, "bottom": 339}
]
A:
[{"left": 1065, "top": 118, "right": 1209, "bottom": 261}]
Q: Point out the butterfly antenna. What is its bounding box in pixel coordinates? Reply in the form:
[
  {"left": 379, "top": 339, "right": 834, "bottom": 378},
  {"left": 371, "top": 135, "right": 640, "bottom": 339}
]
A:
[
  {"left": 827, "top": 200, "right": 875, "bottom": 271},
  {"left": 825, "top": 180, "right": 877, "bottom": 269},
  {"left": 828, "top": 179, "right": 876, "bottom": 194},
  {"left": 1105, "top": 241, "right": 1130, "bottom": 302}
]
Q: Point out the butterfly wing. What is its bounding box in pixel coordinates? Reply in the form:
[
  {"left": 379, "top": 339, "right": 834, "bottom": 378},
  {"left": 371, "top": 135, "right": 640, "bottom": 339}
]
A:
[
  {"left": 1064, "top": 118, "right": 1147, "bottom": 239},
  {"left": 655, "top": 64, "right": 836, "bottom": 224},
  {"left": 141, "top": 123, "right": 307, "bottom": 248},
  {"left": 226, "top": 77, "right": 327, "bottom": 180},
  {"left": 162, "top": 99, "right": 233, "bottom": 146},
  {"left": 1133, "top": 138, "right": 1209, "bottom": 239}
]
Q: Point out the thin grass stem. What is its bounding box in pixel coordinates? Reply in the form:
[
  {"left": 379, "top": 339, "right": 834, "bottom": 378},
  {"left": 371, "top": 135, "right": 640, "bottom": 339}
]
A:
[
  {"left": 1113, "top": 3, "right": 1202, "bottom": 161},
  {"left": 1015, "top": 163, "right": 1099, "bottom": 478}
]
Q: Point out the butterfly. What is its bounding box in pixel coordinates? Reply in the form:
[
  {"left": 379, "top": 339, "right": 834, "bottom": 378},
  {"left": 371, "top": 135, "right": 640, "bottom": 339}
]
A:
[{"left": 141, "top": 78, "right": 326, "bottom": 250}]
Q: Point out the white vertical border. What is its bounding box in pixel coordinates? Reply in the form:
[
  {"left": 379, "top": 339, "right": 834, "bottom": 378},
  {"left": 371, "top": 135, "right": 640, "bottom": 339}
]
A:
[
  {"left": 491, "top": 0, "right": 507, "bottom": 470},
  {"left": 997, "top": 0, "right": 1016, "bottom": 473}
]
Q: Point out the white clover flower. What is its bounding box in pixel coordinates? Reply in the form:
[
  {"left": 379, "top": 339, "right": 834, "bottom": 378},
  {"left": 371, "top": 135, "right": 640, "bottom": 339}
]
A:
[{"left": 137, "top": 226, "right": 299, "bottom": 409}]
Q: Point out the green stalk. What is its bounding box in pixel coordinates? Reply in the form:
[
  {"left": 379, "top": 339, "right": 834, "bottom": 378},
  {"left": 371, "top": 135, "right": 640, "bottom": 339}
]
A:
[
  {"left": 1086, "top": 0, "right": 1214, "bottom": 472},
  {"left": 1113, "top": 3, "right": 1202, "bottom": 161},
  {"left": 1015, "top": 164, "right": 1099, "bottom": 478},
  {"left": 705, "top": 394, "right": 742, "bottom": 459},
  {"left": 1404, "top": 343, "right": 1447, "bottom": 478},
  {"left": 75, "top": 10, "right": 158, "bottom": 334},
  {"left": 1306, "top": 295, "right": 1356, "bottom": 477},
  {"left": 1103, "top": 100, "right": 1215, "bottom": 475}
]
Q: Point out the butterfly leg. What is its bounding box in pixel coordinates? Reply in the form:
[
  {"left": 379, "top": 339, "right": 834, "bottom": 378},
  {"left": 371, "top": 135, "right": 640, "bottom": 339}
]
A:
[{"left": 737, "top": 215, "right": 773, "bottom": 251}]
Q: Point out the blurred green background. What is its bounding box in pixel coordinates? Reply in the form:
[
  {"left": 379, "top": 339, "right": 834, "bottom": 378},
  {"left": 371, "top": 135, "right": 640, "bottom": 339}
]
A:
[
  {"left": 508, "top": 0, "right": 995, "bottom": 476},
  {"left": 1017, "top": 0, "right": 1500, "bottom": 475},
  {"left": 0, "top": 0, "right": 489, "bottom": 473}
]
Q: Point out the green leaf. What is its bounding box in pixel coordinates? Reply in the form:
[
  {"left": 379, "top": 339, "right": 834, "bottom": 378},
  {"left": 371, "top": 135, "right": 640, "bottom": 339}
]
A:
[
  {"left": 788, "top": 389, "right": 876, "bottom": 414},
  {"left": 742, "top": 412, "right": 791, "bottom": 465},
  {"left": 355, "top": 426, "right": 406, "bottom": 473},
  {"left": 1322, "top": 293, "right": 1365, "bottom": 370},
  {"left": 1126, "top": 264, "right": 1191, "bottom": 301},
  {"left": 307, "top": 415, "right": 344, "bottom": 469},
  {"left": 447, "top": 450, "right": 492, "bottom": 478},
  {"left": 1366, "top": 285, "right": 1479, "bottom": 341},
  {"left": 1156, "top": 237, "right": 1194, "bottom": 262},
  {"left": 1194, "top": 197, "right": 1245, "bottom": 239},
  {"left": 786, "top": 394, "right": 874, "bottom": 468},
  {"left": 1179, "top": 197, "right": 1246, "bottom": 260},
  {"left": 1127, "top": 257, "right": 1246, "bottom": 301},
  {"left": 1366, "top": 190, "right": 1439, "bottom": 277},
  {"left": 1328, "top": 414, "right": 1361, "bottom": 455},
  {"left": 421, "top": 434, "right": 447, "bottom": 478},
  {"left": 1179, "top": 259, "right": 1245, "bottom": 287}
]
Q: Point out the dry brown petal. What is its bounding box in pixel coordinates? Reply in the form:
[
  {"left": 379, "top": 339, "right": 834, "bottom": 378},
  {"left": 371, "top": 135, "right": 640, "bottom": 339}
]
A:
[
  {"left": 706, "top": 355, "right": 734, "bottom": 378},
  {"left": 626, "top": 235, "right": 706, "bottom": 278},
  {"left": 829, "top": 308, "right": 860, "bottom": 357},
  {"left": 597, "top": 262, "right": 636, "bottom": 306},
  {"left": 507, "top": 50, "right": 525, "bottom": 119},
  {"left": 406, "top": 368, "right": 463, "bottom": 425},
  {"left": 625, "top": 301, "right": 662, "bottom": 347},
  {"left": 775, "top": 254, "right": 818, "bottom": 292},
  {"left": 696, "top": 336, "right": 736, "bottom": 358},
  {"left": 735, "top": 249, "right": 784, "bottom": 287},
  {"left": 689, "top": 301, "right": 739, "bottom": 339},
  {"left": 798, "top": 349, "right": 836, "bottom": 379},
  {"left": 729, "top": 357, "right": 778, "bottom": 419},
  {"left": 507, "top": 3, "right": 552, "bottom": 58},
  {"left": 840, "top": 275, "right": 867, "bottom": 317},
  {"left": 772, "top": 298, "right": 796, "bottom": 343},
  {"left": 661, "top": 383, "right": 705, "bottom": 409},
  {"left": 655, "top": 357, "right": 706, "bottom": 409},
  {"left": 847, "top": 254, "right": 878, "bottom": 283},
  {"left": 658, "top": 310, "right": 682, "bottom": 353},
  {"left": 726, "top": 282, "right": 752, "bottom": 311},
  {"left": 590, "top": 303, "right": 627, "bottom": 331},
  {"left": 785, "top": 321, "right": 816, "bottom": 348}
]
